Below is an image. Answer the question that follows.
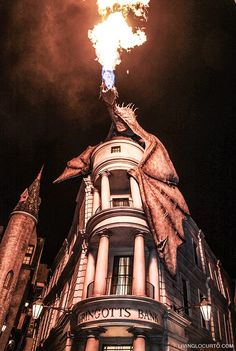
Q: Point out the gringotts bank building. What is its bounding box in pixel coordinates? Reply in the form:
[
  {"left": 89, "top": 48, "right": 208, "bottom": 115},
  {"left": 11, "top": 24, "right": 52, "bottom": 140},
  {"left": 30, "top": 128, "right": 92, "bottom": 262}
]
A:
[{"left": 33, "top": 88, "right": 235, "bottom": 351}]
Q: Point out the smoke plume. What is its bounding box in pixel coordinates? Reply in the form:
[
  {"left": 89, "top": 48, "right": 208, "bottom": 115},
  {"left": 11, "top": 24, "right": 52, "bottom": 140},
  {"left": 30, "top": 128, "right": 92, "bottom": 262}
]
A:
[{"left": 0, "top": 0, "right": 100, "bottom": 113}]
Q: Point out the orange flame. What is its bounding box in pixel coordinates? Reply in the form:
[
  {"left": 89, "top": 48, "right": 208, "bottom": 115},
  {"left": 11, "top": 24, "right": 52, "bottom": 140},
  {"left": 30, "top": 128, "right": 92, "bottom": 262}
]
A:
[{"left": 89, "top": 0, "right": 150, "bottom": 71}]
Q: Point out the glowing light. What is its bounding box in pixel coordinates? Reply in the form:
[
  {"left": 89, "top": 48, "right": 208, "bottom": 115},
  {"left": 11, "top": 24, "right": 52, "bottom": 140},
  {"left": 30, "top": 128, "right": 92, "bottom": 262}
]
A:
[
  {"left": 96, "top": 0, "right": 150, "bottom": 17},
  {"left": 89, "top": 0, "right": 150, "bottom": 89},
  {"left": 102, "top": 67, "right": 115, "bottom": 89},
  {"left": 89, "top": 11, "right": 146, "bottom": 70}
]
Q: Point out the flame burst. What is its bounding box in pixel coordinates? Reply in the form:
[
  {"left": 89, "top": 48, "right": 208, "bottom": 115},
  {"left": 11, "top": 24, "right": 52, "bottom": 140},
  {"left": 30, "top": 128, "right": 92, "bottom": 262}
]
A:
[{"left": 88, "top": 0, "right": 150, "bottom": 89}]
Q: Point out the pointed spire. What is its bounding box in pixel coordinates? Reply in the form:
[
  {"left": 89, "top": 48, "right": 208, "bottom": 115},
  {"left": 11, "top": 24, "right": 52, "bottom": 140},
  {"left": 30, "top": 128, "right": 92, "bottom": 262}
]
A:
[
  {"left": 36, "top": 165, "right": 44, "bottom": 181},
  {"left": 12, "top": 166, "right": 43, "bottom": 221}
]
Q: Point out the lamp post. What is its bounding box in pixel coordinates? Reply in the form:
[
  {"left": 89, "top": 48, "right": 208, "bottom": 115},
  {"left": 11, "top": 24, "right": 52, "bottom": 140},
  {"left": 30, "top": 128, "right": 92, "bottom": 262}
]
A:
[
  {"left": 32, "top": 299, "right": 72, "bottom": 320},
  {"left": 175, "top": 296, "right": 211, "bottom": 322}
]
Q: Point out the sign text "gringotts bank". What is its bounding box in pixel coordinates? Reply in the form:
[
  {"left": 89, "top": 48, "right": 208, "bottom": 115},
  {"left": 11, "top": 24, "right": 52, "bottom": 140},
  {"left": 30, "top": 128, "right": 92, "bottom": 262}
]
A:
[{"left": 78, "top": 307, "right": 160, "bottom": 324}]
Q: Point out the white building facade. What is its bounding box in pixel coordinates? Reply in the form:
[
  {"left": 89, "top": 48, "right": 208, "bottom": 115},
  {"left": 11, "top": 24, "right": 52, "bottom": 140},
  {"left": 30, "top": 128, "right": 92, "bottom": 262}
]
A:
[{"left": 33, "top": 136, "right": 235, "bottom": 351}]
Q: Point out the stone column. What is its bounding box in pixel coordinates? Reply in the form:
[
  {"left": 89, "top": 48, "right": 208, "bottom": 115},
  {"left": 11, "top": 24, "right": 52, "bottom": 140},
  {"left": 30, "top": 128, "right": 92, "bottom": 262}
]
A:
[
  {"left": 130, "top": 176, "right": 142, "bottom": 209},
  {"left": 133, "top": 334, "right": 146, "bottom": 351},
  {"left": 100, "top": 172, "right": 110, "bottom": 210},
  {"left": 132, "top": 233, "right": 146, "bottom": 296},
  {"left": 92, "top": 188, "right": 100, "bottom": 214},
  {"left": 82, "top": 250, "right": 96, "bottom": 299},
  {"left": 85, "top": 335, "right": 99, "bottom": 351},
  {"left": 148, "top": 248, "right": 160, "bottom": 300},
  {"left": 93, "top": 232, "right": 110, "bottom": 296}
]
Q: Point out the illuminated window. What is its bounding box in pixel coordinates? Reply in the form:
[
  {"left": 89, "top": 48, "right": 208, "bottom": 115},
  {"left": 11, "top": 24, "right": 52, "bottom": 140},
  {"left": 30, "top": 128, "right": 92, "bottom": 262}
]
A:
[
  {"left": 112, "top": 198, "right": 130, "bottom": 207},
  {"left": 111, "top": 146, "right": 121, "bottom": 153},
  {"left": 103, "top": 346, "right": 133, "bottom": 351},
  {"left": 23, "top": 245, "right": 34, "bottom": 265},
  {"left": 4, "top": 270, "right": 14, "bottom": 289},
  {"left": 111, "top": 256, "right": 133, "bottom": 295},
  {"left": 26, "top": 245, "right": 34, "bottom": 254}
]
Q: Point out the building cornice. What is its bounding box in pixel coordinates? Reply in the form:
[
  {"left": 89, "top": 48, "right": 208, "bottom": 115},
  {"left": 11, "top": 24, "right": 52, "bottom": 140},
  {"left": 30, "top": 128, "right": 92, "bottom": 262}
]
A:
[{"left": 86, "top": 207, "right": 149, "bottom": 239}]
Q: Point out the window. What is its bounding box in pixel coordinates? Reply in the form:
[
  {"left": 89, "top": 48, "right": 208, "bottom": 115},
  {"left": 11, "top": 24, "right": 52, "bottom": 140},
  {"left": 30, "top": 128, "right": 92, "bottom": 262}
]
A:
[
  {"left": 4, "top": 270, "right": 14, "bottom": 289},
  {"left": 111, "top": 146, "right": 121, "bottom": 153},
  {"left": 103, "top": 347, "right": 133, "bottom": 351},
  {"left": 23, "top": 245, "right": 34, "bottom": 265},
  {"left": 199, "top": 291, "right": 206, "bottom": 328},
  {"left": 112, "top": 198, "right": 130, "bottom": 207},
  {"left": 181, "top": 278, "right": 190, "bottom": 316},
  {"left": 192, "top": 241, "right": 199, "bottom": 266},
  {"left": 26, "top": 245, "right": 34, "bottom": 254},
  {"left": 111, "top": 256, "right": 133, "bottom": 295}
]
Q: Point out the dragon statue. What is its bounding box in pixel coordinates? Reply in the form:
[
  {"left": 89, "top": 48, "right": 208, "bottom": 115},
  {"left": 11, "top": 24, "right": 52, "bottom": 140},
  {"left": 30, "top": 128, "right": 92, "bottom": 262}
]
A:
[{"left": 54, "top": 87, "right": 190, "bottom": 276}]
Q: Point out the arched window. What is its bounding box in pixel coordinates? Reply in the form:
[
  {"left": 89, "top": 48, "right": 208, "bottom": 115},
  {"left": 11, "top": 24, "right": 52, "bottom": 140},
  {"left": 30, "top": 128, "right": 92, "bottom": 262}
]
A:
[{"left": 3, "top": 270, "right": 14, "bottom": 289}]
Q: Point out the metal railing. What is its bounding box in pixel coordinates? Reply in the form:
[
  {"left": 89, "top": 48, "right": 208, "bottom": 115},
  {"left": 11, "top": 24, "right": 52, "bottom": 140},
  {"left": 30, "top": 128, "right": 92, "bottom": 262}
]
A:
[{"left": 87, "top": 276, "right": 155, "bottom": 299}]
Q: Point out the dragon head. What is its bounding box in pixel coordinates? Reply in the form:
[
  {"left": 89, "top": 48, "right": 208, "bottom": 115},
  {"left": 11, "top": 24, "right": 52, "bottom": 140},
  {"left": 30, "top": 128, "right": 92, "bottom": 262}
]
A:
[{"left": 115, "top": 103, "right": 137, "bottom": 124}]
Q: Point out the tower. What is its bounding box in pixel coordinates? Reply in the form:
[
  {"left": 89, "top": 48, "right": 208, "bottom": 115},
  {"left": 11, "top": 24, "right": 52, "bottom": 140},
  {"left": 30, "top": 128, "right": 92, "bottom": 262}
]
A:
[
  {"left": 35, "top": 94, "right": 235, "bottom": 350},
  {"left": 75, "top": 135, "right": 164, "bottom": 350},
  {"left": 0, "top": 169, "right": 42, "bottom": 331}
]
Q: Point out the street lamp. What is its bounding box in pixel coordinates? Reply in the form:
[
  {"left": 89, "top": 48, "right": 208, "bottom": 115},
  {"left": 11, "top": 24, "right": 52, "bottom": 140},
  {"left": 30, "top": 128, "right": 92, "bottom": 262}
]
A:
[
  {"left": 32, "top": 299, "right": 72, "bottom": 319},
  {"left": 199, "top": 296, "right": 211, "bottom": 322},
  {"left": 32, "top": 300, "right": 44, "bottom": 320},
  {"left": 175, "top": 296, "right": 211, "bottom": 322},
  {"left": 1, "top": 321, "right": 7, "bottom": 333}
]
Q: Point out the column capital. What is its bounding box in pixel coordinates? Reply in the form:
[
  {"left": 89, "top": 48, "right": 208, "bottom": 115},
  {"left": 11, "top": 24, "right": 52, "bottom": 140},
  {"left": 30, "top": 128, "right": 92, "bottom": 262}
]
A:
[
  {"left": 134, "top": 334, "right": 146, "bottom": 340},
  {"left": 86, "top": 333, "right": 99, "bottom": 340},
  {"left": 96, "top": 229, "right": 111, "bottom": 238},
  {"left": 128, "top": 326, "right": 148, "bottom": 338},
  {"left": 133, "top": 230, "right": 148, "bottom": 238},
  {"left": 99, "top": 170, "right": 111, "bottom": 177},
  {"left": 84, "top": 327, "right": 106, "bottom": 339}
]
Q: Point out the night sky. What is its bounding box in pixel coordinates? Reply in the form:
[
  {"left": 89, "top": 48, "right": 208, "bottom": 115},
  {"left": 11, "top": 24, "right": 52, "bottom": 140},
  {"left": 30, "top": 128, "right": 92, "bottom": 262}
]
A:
[{"left": 0, "top": 0, "right": 235, "bottom": 277}]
